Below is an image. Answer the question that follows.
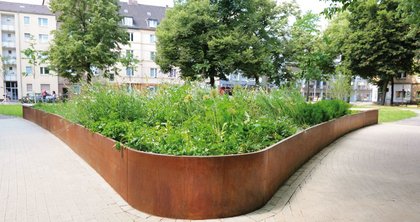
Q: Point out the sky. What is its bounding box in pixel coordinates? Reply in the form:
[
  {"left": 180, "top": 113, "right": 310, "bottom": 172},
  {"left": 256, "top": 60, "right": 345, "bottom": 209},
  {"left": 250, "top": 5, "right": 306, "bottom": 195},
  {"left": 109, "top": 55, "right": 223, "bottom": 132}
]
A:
[
  {"left": 1, "top": 0, "right": 330, "bottom": 27},
  {"left": 1, "top": 0, "right": 329, "bottom": 13}
]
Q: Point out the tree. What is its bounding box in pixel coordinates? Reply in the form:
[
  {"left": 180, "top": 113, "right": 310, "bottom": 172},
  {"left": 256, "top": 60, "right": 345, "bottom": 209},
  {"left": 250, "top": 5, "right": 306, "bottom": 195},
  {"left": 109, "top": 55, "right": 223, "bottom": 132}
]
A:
[
  {"left": 289, "top": 12, "right": 336, "bottom": 101},
  {"left": 48, "top": 0, "right": 129, "bottom": 83},
  {"left": 341, "top": 0, "right": 418, "bottom": 105},
  {"left": 156, "top": 0, "right": 221, "bottom": 87},
  {"left": 328, "top": 73, "right": 352, "bottom": 100},
  {"left": 156, "top": 0, "right": 295, "bottom": 87},
  {"left": 22, "top": 35, "right": 46, "bottom": 78},
  {"left": 119, "top": 50, "right": 140, "bottom": 91}
]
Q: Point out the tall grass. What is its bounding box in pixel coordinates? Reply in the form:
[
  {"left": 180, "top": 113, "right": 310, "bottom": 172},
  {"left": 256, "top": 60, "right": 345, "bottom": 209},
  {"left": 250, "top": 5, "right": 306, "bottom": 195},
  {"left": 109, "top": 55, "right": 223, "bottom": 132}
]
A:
[{"left": 36, "top": 83, "right": 350, "bottom": 156}]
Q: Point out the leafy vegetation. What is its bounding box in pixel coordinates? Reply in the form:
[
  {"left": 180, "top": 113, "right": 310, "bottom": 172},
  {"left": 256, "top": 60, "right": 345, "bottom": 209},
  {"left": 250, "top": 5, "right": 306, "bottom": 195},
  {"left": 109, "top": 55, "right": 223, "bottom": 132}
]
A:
[
  {"left": 156, "top": 0, "right": 298, "bottom": 87},
  {"left": 290, "top": 12, "right": 336, "bottom": 101},
  {"left": 36, "top": 84, "right": 350, "bottom": 156},
  {"left": 48, "top": 0, "right": 129, "bottom": 83},
  {"left": 0, "top": 105, "right": 22, "bottom": 117},
  {"left": 324, "top": 0, "right": 418, "bottom": 105}
]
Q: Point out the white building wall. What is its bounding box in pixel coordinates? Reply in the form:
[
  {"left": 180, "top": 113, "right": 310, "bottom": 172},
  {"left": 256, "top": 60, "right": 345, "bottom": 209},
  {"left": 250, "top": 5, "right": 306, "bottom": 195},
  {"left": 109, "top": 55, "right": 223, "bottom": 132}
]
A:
[
  {"left": 113, "top": 28, "right": 182, "bottom": 88},
  {"left": 0, "top": 10, "right": 58, "bottom": 101}
]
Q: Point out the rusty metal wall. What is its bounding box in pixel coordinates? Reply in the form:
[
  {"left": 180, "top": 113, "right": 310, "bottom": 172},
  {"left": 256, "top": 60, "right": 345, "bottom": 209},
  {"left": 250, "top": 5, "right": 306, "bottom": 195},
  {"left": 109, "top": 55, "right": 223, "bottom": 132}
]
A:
[{"left": 23, "top": 106, "right": 378, "bottom": 219}]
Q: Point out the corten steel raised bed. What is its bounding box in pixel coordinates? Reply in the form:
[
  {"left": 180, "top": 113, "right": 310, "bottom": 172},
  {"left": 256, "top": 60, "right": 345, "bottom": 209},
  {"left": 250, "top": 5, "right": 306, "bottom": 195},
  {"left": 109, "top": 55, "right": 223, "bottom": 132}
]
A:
[{"left": 23, "top": 106, "right": 378, "bottom": 219}]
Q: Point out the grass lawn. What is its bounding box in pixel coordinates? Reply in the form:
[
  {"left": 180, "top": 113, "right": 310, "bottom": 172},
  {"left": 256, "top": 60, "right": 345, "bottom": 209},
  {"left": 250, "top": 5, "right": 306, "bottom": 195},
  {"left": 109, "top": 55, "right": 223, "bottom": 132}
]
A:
[
  {"left": 352, "top": 105, "right": 417, "bottom": 123},
  {"left": 0, "top": 104, "right": 23, "bottom": 117}
]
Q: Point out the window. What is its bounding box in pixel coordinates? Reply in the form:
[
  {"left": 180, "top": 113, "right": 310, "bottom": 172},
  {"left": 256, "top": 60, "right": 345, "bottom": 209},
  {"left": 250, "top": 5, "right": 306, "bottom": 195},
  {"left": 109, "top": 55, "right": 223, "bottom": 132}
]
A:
[
  {"left": 40, "top": 67, "right": 49, "bottom": 75},
  {"left": 126, "top": 50, "right": 133, "bottom": 56},
  {"left": 147, "top": 19, "right": 158, "bottom": 28},
  {"left": 25, "top": 66, "right": 32, "bottom": 75},
  {"left": 7, "top": 33, "right": 11, "bottom": 38},
  {"left": 40, "top": 84, "right": 50, "bottom": 91},
  {"left": 27, "top": 84, "right": 33, "bottom": 92},
  {"left": 9, "top": 67, "right": 13, "bottom": 71},
  {"left": 150, "top": 68, "right": 157, "bottom": 78},
  {"left": 24, "top": 16, "right": 30, "bottom": 25},
  {"left": 128, "top": 32, "right": 134, "bottom": 41},
  {"left": 169, "top": 69, "right": 176, "bottom": 78},
  {"left": 123, "top": 17, "right": 133, "bottom": 26},
  {"left": 148, "top": 86, "right": 157, "bottom": 92},
  {"left": 109, "top": 73, "right": 115, "bottom": 81},
  {"left": 126, "top": 67, "right": 133, "bottom": 76},
  {"left": 417, "top": 91, "right": 420, "bottom": 98},
  {"left": 149, "top": 34, "right": 156, "bottom": 43},
  {"left": 39, "top": 34, "right": 48, "bottom": 43},
  {"left": 8, "top": 50, "right": 12, "bottom": 55},
  {"left": 396, "top": 89, "right": 410, "bottom": 98},
  {"left": 24, "top": 33, "right": 31, "bottom": 41},
  {"left": 38, "top": 18, "right": 48, "bottom": 26},
  {"left": 150, "top": 51, "right": 156, "bottom": 61}
]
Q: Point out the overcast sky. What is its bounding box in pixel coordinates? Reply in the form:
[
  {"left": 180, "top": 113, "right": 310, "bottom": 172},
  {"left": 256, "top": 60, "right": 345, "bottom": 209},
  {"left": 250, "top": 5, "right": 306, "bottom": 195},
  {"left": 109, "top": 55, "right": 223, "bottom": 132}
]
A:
[
  {"left": 1, "top": 0, "right": 329, "bottom": 27},
  {"left": 1, "top": 0, "right": 329, "bottom": 13}
]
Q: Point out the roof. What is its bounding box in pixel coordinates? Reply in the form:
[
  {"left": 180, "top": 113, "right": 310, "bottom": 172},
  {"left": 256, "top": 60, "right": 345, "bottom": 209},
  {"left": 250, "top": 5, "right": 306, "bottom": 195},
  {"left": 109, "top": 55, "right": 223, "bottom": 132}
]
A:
[
  {"left": 118, "top": 2, "right": 167, "bottom": 30},
  {"left": 0, "top": 1, "right": 167, "bottom": 29},
  {"left": 0, "top": 1, "right": 53, "bottom": 15}
]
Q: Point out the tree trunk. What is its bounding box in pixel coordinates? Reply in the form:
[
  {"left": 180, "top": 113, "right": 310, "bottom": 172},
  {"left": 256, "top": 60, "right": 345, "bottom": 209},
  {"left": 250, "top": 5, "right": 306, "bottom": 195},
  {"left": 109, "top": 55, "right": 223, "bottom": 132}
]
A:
[
  {"left": 86, "top": 72, "right": 92, "bottom": 84},
  {"left": 209, "top": 76, "right": 215, "bottom": 88},
  {"left": 390, "top": 78, "right": 394, "bottom": 106},
  {"left": 306, "top": 79, "right": 310, "bottom": 102},
  {"left": 380, "top": 79, "right": 389, "bottom": 106}
]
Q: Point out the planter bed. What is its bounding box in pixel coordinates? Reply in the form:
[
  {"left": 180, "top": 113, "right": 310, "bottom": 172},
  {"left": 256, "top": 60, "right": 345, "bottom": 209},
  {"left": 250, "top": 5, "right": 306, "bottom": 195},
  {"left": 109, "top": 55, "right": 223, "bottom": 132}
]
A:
[{"left": 23, "top": 106, "right": 378, "bottom": 219}]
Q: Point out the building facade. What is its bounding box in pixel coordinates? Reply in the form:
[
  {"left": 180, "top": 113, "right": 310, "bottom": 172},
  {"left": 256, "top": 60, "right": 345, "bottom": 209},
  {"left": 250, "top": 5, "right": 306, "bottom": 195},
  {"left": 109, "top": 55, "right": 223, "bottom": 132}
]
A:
[
  {"left": 384, "top": 73, "right": 420, "bottom": 104},
  {"left": 0, "top": 1, "right": 57, "bottom": 101},
  {"left": 100, "top": 1, "right": 183, "bottom": 90},
  {"left": 1, "top": 0, "right": 182, "bottom": 101},
  {"left": 350, "top": 76, "right": 378, "bottom": 103}
]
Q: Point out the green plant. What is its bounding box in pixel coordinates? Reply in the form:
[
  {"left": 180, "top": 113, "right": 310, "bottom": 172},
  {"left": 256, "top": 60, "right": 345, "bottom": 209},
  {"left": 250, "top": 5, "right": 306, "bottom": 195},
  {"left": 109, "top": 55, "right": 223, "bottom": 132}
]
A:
[{"left": 35, "top": 83, "right": 350, "bottom": 156}]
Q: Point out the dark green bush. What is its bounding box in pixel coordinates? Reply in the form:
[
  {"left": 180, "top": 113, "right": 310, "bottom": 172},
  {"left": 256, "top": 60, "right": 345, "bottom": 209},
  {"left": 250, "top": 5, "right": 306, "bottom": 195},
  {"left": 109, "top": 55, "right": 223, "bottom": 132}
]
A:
[
  {"left": 35, "top": 84, "right": 350, "bottom": 156},
  {"left": 301, "top": 99, "right": 351, "bottom": 126}
]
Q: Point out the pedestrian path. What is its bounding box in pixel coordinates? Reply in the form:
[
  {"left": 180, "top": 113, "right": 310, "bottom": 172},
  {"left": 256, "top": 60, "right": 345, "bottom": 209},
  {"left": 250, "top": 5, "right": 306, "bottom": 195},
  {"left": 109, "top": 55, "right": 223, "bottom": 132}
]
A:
[{"left": 0, "top": 111, "right": 419, "bottom": 221}]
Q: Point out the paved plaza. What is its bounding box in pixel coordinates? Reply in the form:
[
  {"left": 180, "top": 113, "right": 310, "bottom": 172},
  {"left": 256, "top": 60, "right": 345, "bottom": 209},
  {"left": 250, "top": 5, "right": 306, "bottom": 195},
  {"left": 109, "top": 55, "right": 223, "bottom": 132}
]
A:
[{"left": 0, "top": 111, "right": 419, "bottom": 221}]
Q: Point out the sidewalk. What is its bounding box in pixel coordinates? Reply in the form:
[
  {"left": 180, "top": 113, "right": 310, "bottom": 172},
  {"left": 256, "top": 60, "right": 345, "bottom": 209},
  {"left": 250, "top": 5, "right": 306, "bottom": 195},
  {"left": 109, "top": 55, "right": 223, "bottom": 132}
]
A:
[{"left": 1, "top": 113, "right": 419, "bottom": 221}]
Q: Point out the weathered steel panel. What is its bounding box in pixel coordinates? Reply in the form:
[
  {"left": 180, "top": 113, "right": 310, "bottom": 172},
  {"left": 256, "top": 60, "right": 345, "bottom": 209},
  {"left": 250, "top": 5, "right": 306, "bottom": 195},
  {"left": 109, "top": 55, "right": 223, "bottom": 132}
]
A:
[{"left": 22, "top": 106, "right": 378, "bottom": 219}]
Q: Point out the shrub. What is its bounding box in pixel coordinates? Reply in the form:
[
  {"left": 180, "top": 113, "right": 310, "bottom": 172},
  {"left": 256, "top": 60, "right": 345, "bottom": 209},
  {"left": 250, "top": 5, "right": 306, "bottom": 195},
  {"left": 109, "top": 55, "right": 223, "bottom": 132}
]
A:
[
  {"left": 301, "top": 99, "right": 351, "bottom": 126},
  {"left": 35, "top": 84, "right": 350, "bottom": 156}
]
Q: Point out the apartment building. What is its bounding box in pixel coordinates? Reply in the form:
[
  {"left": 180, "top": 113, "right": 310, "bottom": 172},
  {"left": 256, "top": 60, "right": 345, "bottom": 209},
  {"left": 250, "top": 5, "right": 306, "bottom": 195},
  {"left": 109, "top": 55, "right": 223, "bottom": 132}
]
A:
[
  {"left": 350, "top": 76, "right": 378, "bottom": 103},
  {"left": 106, "top": 1, "right": 182, "bottom": 90},
  {"left": 0, "top": 0, "right": 182, "bottom": 101},
  {"left": 0, "top": 1, "right": 57, "bottom": 101},
  {"left": 384, "top": 73, "right": 420, "bottom": 104}
]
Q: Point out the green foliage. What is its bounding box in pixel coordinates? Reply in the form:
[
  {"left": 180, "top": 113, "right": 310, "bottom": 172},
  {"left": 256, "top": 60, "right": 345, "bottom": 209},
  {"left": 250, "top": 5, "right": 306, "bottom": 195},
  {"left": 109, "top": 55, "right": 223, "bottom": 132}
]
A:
[
  {"left": 328, "top": 73, "right": 352, "bottom": 100},
  {"left": 22, "top": 35, "right": 47, "bottom": 78},
  {"left": 341, "top": 0, "right": 418, "bottom": 104},
  {"left": 156, "top": 0, "right": 297, "bottom": 86},
  {"left": 301, "top": 100, "right": 350, "bottom": 125},
  {"left": 36, "top": 84, "right": 350, "bottom": 156},
  {"left": 0, "top": 105, "right": 22, "bottom": 117},
  {"left": 290, "top": 12, "right": 336, "bottom": 100},
  {"left": 48, "top": 0, "right": 129, "bottom": 83}
]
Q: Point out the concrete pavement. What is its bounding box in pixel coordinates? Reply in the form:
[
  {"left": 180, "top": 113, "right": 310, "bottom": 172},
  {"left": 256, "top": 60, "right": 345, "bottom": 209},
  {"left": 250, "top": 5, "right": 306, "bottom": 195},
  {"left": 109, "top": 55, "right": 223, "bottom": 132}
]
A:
[{"left": 0, "top": 111, "right": 419, "bottom": 221}]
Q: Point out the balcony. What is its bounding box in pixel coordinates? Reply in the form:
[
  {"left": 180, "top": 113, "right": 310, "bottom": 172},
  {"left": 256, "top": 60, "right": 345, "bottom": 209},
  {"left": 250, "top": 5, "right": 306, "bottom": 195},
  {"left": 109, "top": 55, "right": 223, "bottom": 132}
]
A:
[
  {"left": 4, "top": 72, "right": 17, "bottom": 81},
  {"left": 2, "top": 57, "right": 16, "bottom": 65},
  {"left": 1, "top": 41, "right": 15, "bottom": 48},
  {"left": 1, "top": 25, "right": 15, "bottom": 31}
]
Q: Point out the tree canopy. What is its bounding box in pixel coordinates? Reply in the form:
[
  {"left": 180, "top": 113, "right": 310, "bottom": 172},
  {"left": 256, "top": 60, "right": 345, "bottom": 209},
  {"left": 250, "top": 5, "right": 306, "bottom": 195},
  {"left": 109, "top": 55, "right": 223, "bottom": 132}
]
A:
[
  {"left": 156, "top": 0, "right": 297, "bottom": 87},
  {"left": 339, "top": 0, "right": 418, "bottom": 104},
  {"left": 48, "top": 0, "right": 129, "bottom": 83},
  {"left": 289, "top": 12, "right": 336, "bottom": 100}
]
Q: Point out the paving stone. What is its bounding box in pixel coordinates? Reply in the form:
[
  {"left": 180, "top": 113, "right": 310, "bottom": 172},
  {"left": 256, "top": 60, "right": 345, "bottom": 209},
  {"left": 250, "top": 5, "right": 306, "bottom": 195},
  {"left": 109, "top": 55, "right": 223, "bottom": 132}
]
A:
[{"left": 1, "top": 111, "right": 420, "bottom": 222}]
